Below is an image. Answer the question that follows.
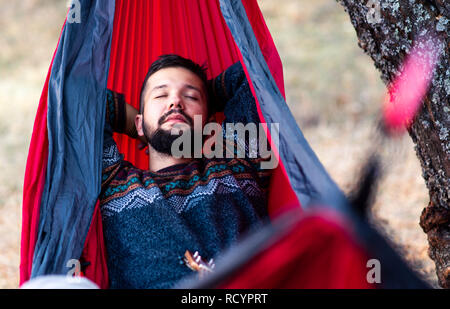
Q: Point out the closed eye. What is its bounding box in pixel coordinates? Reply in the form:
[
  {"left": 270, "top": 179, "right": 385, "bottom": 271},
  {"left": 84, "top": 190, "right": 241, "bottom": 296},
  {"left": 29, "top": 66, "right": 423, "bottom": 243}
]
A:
[
  {"left": 154, "top": 95, "right": 167, "bottom": 99},
  {"left": 185, "top": 96, "right": 198, "bottom": 101}
]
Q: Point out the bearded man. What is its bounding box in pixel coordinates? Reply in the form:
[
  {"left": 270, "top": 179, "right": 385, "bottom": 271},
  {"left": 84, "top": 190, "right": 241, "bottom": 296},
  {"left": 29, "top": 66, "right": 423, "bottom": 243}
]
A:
[{"left": 101, "top": 54, "right": 273, "bottom": 288}]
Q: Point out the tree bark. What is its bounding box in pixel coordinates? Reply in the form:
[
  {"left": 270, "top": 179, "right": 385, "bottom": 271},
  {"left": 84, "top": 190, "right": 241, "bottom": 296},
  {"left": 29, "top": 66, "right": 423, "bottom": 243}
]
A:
[{"left": 336, "top": 0, "right": 449, "bottom": 288}]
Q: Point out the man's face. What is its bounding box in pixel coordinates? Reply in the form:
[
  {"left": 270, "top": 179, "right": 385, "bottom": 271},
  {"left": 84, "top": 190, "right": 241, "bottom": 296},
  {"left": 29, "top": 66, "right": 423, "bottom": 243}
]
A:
[{"left": 136, "top": 67, "right": 209, "bottom": 156}]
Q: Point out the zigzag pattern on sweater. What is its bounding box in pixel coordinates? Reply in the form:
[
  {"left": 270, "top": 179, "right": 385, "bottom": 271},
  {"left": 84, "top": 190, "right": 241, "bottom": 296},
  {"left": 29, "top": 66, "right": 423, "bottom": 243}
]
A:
[
  {"left": 101, "top": 174, "right": 265, "bottom": 218},
  {"left": 102, "top": 142, "right": 123, "bottom": 170}
]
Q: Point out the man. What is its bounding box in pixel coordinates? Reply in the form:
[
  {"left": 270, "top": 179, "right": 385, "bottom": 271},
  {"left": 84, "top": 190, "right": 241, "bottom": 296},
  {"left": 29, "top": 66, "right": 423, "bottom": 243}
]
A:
[{"left": 101, "top": 54, "right": 273, "bottom": 288}]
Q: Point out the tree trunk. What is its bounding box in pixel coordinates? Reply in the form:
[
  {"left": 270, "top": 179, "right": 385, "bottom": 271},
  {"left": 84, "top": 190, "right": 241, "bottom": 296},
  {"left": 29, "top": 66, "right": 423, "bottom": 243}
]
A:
[{"left": 336, "top": 0, "right": 449, "bottom": 288}]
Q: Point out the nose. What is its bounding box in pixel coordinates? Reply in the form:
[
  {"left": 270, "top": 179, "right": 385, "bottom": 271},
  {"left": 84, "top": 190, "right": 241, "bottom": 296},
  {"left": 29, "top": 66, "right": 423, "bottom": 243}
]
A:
[{"left": 167, "top": 93, "right": 184, "bottom": 110}]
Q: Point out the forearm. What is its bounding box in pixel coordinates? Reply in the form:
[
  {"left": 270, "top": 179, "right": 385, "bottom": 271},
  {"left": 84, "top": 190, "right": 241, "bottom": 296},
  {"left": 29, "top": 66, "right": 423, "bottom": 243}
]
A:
[
  {"left": 208, "top": 62, "right": 245, "bottom": 113},
  {"left": 106, "top": 89, "right": 146, "bottom": 143},
  {"left": 209, "top": 62, "right": 259, "bottom": 125}
]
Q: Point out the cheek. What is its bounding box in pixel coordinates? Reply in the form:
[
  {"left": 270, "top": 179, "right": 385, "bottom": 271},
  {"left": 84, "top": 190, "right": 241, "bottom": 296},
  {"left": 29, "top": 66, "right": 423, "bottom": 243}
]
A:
[
  {"left": 145, "top": 103, "right": 165, "bottom": 123},
  {"left": 188, "top": 101, "right": 209, "bottom": 123}
]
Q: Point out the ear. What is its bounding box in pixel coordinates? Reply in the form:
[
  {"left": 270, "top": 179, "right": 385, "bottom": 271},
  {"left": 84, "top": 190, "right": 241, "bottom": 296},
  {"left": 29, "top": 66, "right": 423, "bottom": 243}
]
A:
[{"left": 135, "top": 114, "right": 144, "bottom": 137}]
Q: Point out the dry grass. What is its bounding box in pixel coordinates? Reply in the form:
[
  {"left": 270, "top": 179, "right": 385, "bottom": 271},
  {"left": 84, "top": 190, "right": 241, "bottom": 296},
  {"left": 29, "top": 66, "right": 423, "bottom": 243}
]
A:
[
  {"left": 0, "top": 0, "right": 67, "bottom": 288},
  {"left": 0, "top": 0, "right": 438, "bottom": 288}
]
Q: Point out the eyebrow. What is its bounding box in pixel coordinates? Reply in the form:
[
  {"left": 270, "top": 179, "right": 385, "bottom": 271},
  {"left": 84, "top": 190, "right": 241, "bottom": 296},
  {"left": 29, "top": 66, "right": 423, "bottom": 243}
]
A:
[
  {"left": 184, "top": 85, "right": 202, "bottom": 94},
  {"left": 150, "top": 84, "right": 202, "bottom": 94},
  {"left": 150, "top": 84, "right": 168, "bottom": 93}
]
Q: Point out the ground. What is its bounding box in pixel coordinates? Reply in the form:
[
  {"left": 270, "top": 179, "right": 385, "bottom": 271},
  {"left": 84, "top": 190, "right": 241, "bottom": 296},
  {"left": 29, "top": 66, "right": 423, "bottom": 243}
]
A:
[{"left": 0, "top": 0, "right": 439, "bottom": 288}]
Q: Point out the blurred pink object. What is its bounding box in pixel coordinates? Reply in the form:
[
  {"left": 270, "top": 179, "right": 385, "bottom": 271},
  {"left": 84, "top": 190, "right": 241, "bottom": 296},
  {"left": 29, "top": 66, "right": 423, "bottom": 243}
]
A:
[{"left": 383, "top": 36, "right": 441, "bottom": 134}]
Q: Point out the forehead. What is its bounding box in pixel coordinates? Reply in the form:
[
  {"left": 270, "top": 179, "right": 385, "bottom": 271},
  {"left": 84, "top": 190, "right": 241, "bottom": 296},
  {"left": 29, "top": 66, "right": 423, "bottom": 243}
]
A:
[{"left": 146, "top": 67, "right": 205, "bottom": 93}]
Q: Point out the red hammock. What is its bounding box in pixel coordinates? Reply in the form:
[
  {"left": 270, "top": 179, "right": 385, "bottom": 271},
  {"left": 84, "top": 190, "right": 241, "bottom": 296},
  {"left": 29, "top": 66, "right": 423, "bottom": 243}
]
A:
[{"left": 22, "top": 0, "right": 398, "bottom": 289}]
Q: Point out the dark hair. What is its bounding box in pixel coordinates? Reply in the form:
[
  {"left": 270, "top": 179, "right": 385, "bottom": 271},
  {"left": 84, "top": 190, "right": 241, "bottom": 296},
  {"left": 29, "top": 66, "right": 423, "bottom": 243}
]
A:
[{"left": 139, "top": 54, "right": 209, "bottom": 114}]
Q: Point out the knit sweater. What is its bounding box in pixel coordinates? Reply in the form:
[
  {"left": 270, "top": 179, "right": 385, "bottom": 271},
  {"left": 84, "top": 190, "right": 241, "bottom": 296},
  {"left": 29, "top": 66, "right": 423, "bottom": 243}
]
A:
[{"left": 100, "top": 62, "right": 272, "bottom": 289}]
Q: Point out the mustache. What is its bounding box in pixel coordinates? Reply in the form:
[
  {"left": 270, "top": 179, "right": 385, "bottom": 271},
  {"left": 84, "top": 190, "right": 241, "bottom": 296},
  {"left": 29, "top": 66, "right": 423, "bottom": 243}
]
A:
[{"left": 158, "top": 109, "right": 193, "bottom": 126}]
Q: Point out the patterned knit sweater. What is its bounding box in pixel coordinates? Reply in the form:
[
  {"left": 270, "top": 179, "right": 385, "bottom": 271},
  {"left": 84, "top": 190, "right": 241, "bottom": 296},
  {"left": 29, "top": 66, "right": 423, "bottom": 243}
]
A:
[{"left": 100, "top": 62, "right": 272, "bottom": 289}]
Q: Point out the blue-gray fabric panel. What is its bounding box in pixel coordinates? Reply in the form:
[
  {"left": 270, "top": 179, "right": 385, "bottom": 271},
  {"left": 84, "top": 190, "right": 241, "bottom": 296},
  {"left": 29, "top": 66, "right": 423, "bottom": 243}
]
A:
[{"left": 31, "top": 0, "right": 115, "bottom": 277}]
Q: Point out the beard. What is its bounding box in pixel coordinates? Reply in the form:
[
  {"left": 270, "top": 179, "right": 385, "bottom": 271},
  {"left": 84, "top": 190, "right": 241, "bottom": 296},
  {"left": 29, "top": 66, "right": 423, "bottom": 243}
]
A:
[{"left": 142, "top": 110, "right": 196, "bottom": 157}]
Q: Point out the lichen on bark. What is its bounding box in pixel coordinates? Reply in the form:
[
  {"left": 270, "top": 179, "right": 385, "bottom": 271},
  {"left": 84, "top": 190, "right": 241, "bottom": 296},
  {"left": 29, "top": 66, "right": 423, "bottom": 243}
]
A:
[{"left": 336, "top": 0, "right": 449, "bottom": 288}]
